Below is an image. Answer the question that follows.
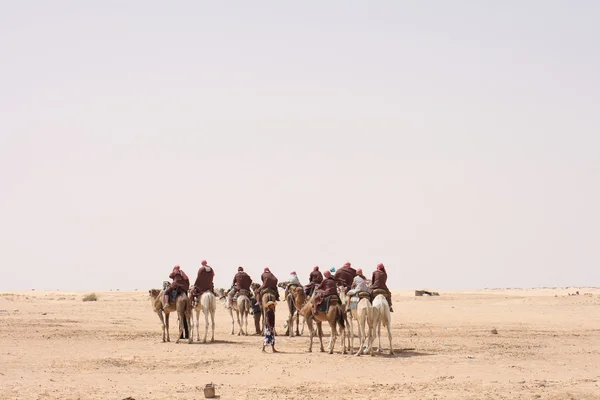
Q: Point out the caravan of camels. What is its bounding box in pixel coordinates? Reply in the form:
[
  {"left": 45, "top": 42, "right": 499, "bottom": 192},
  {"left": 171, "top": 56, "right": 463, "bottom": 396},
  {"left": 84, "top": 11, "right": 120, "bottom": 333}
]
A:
[{"left": 149, "top": 261, "right": 394, "bottom": 356}]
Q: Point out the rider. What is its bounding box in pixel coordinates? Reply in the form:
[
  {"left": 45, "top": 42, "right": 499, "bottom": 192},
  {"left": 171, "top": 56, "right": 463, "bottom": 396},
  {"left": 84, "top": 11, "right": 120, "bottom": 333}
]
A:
[
  {"left": 312, "top": 270, "right": 338, "bottom": 313},
  {"left": 347, "top": 268, "right": 369, "bottom": 298},
  {"left": 334, "top": 261, "right": 357, "bottom": 312},
  {"left": 227, "top": 266, "right": 253, "bottom": 308},
  {"left": 257, "top": 267, "right": 279, "bottom": 306},
  {"left": 283, "top": 271, "right": 302, "bottom": 299},
  {"left": 304, "top": 266, "right": 323, "bottom": 296},
  {"left": 370, "top": 263, "right": 393, "bottom": 312},
  {"left": 191, "top": 260, "right": 215, "bottom": 303},
  {"left": 164, "top": 265, "right": 190, "bottom": 309}
]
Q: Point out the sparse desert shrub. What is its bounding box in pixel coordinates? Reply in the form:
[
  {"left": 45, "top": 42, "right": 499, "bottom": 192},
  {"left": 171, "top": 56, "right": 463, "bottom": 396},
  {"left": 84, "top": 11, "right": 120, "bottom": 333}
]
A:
[{"left": 82, "top": 293, "right": 98, "bottom": 302}]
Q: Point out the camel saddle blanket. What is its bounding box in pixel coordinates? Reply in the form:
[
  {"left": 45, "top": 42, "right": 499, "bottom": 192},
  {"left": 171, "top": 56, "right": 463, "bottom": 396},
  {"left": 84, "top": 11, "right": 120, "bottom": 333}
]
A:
[
  {"left": 261, "top": 288, "right": 278, "bottom": 297},
  {"left": 234, "top": 289, "right": 252, "bottom": 300},
  {"left": 349, "top": 292, "right": 371, "bottom": 310},
  {"left": 372, "top": 289, "right": 388, "bottom": 298},
  {"left": 316, "top": 295, "right": 340, "bottom": 314}
]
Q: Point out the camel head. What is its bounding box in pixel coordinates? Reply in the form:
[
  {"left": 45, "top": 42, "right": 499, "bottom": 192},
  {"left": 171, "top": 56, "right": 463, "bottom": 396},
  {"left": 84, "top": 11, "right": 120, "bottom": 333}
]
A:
[
  {"left": 337, "top": 285, "right": 347, "bottom": 297},
  {"left": 250, "top": 282, "right": 260, "bottom": 291},
  {"left": 149, "top": 288, "right": 161, "bottom": 299}
]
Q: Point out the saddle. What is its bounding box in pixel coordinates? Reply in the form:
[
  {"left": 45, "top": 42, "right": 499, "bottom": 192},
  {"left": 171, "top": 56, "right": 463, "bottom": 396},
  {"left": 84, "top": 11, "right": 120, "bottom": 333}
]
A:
[
  {"left": 372, "top": 288, "right": 389, "bottom": 298},
  {"left": 316, "top": 294, "right": 340, "bottom": 314},
  {"left": 235, "top": 289, "right": 252, "bottom": 299},
  {"left": 261, "top": 287, "right": 278, "bottom": 298},
  {"left": 349, "top": 291, "right": 371, "bottom": 310}
]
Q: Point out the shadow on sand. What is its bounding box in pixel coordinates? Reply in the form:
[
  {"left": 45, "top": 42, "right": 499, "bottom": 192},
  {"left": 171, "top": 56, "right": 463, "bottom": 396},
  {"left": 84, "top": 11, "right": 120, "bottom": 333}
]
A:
[
  {"left": 374, "top": 347, "right": 435, "bottom": 359},
  {"left": 187, "top": 339, "right": 247, "bottom": 346}
]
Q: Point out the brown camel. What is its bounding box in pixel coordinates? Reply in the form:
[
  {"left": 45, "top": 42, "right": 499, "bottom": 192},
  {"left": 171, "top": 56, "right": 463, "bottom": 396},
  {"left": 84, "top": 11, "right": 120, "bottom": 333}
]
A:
[
  {"left": 260, "top": 289, "right": 278, "bottom": 335},
  {"left": 300, "top": 293, "right": 347, "bottom": 354},
  {"left": 285, "top": 285, "right": 306, "bottom": 337},
  {"left": 149, "top": 288, "right": 192, "bottom": 343}
]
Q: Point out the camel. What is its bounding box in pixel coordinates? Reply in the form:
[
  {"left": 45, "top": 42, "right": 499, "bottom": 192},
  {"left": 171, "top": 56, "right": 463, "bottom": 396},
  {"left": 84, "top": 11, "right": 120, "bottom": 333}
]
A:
[
  {"left": 300, "top": 293, "right": 347, "bottom": 354},
  {"left": 227, "top": 290, "right": 252, "bottom": 336},
  {"left": 339, "top": 286, "right": 374, "bottom": 356},
  {"left": 190, "top": 290, "right": 216, "bottom": 343},
  {"left": 260, "top": 289, "right": 278, "bottom": 335},
  {"left": 285, "top": 285, "right": 306, "bottom": 337},
  {"left": 149, "top": 288, "right": 192, "bottom": 343},
  {"left": 372, "top": 290, "right": 394, "bottom": 355}
]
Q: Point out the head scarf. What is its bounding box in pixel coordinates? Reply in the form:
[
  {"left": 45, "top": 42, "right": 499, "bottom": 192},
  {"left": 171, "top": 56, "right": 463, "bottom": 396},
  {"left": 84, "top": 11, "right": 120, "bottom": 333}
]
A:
[{"left": 324, "top": 271, "right": 332, "bottom": 278}]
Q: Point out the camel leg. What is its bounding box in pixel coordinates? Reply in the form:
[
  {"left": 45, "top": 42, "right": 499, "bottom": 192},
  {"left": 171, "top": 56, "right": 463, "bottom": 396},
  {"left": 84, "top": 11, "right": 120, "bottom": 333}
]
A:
[
  {"left": 287, "top": 312, "right": 294, "bottom": 338},
  {"left": 355, "top": 313, "right": 364, "bottom": 356},
  {"left": 165, "top": 312, "right": 171, "bottom": 342},
  {"left": 187, "top": 313, "right": 193, "bottom": 344},
  {"left": 210, "top": 307, "right": 215, "bottom": 342},
  {"left": 203, "top": 307, "right": 209, "bottom": 343},
  {"left": 317, "top": 322, "right": 325, "bottom": 353},
  {"left": 306, "top": 317, "right": 314, "bottom": 352},
  {"left": 156, "top": 310, "right": 166, "bottom": 343},
  {"left": 367, "top": 322, "right": 375, "bottom": 356},
  {"left": 244, "top": 309, "right": 249, "bottom": 336},
  {"left": 365, "top": 308, "right": 374, "bottom": 356},
  {"left": 236, "top": 309, "right": 243, "bottom": 336},
  {"left": 194, "top": 309, "right": 200, "bottom": 342},
  {"left": 328, "top": 320, "right": 336, "bottom": 354},
  {"left": 229, "top": 308, "right": 235, "bottom": 335},
  {"left": 176, "top": 313, "right": 183, "bottom": 344},
  {"left": 340, "top": 314, "right": 347, "bottom": 355},
  {"left": 377, "top": 321, "right": 382, "bottom": 354},
  {"left": 295, "top": 311, "right": 300, "bottom": 336},
  {"left": 386, "top": 318, "right": 394, "bottom": 355},
  {"left": 348, "top": 313, "right": 355, "bottom": 354}
]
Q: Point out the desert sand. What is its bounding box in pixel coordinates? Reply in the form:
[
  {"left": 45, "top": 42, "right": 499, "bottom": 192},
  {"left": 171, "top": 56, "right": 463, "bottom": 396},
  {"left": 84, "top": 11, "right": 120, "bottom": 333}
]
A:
[{"left": 1, "top": 288, "right": 599, "bottom": 399}]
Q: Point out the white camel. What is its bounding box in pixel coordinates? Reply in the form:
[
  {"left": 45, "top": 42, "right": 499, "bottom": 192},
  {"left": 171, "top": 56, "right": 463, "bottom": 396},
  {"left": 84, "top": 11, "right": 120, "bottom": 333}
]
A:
[
  {"left": 227, "top": 292, "right": 251, "bottom": 336},
  {"left": 372, "top": 292, "right": 394, "bottom": 355},
  {"left": 352, "top": 295, "right": 374, "bottom": 356},
  {"left": 339, "top": 286, "right": 374, "bottom": 356},
  {"left": 191, "top": 291, "right": 216, "bottom": 343}
]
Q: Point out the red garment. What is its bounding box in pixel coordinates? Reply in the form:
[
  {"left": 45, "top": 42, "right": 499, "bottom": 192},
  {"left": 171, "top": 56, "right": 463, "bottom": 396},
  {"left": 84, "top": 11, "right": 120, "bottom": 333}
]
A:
[
  {"left": 334, "top": 265, "right": 356, "bottom": 290},
  {"left": 309, "top": 270, "right": 323, "bottom": 284},
  {"left": 258, "top": 271, "right": 278, "bottom": 292},
  {"left": 193, "top": 266, "right": 214, "bottom": 293},
  {"left": 168, "top": 269, "right": 190, "bottom": 293},
  {"left": 370, "top": 270, "right": 389, "bottom": 291},
  {"left": 232, "top": 271, "right": 252, "bottom": 291},
  {"left": 313, "top": 276, "right": 338, "bottom": 308}
]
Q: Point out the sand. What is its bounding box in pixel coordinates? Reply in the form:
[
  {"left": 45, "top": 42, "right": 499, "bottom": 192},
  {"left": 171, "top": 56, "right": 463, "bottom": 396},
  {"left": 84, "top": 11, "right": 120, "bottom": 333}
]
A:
[{"left": 1, "top": 288, "right": 599, "bottom": 399}]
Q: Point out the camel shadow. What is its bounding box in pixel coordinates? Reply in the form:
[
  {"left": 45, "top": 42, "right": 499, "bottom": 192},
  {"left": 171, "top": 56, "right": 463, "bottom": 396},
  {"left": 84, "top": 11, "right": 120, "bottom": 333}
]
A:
[
  {"left": 189, "top": 339, "right": 246, "bottom": 346},
  {"left": 374, "top": 348, "right": 434, "bottom": 359}
]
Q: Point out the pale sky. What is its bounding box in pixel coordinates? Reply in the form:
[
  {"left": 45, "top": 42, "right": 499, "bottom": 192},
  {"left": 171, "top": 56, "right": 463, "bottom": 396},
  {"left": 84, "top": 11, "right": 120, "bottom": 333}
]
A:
[{"left": 1, "top": 1, "right": 599, "bottom": 291}]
